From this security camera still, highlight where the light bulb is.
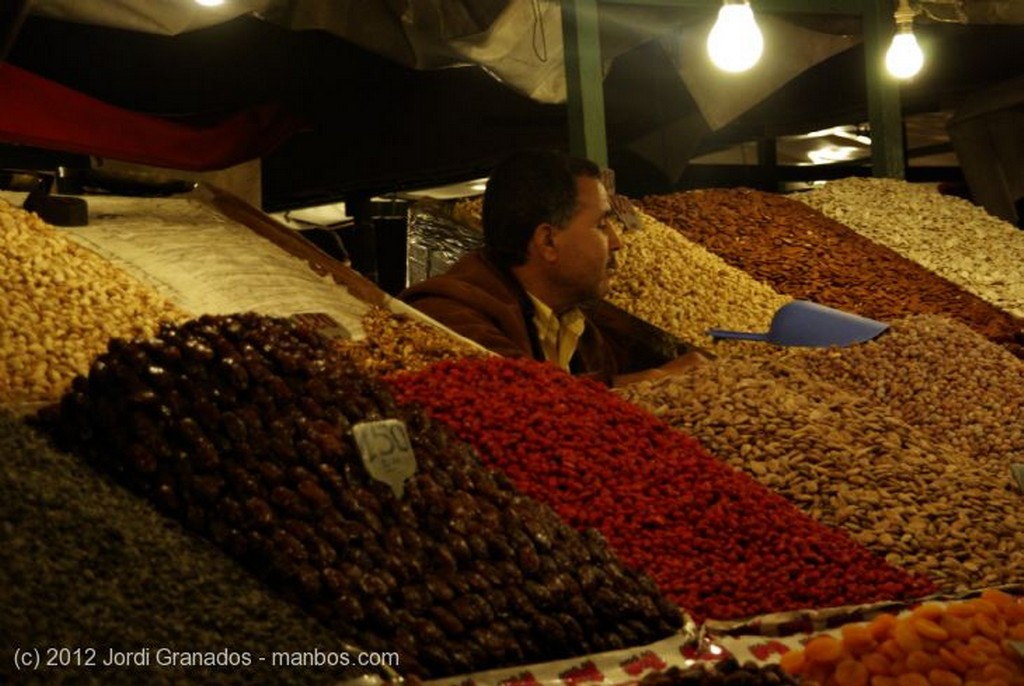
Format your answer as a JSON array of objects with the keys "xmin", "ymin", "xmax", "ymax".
[
  {"xmin": 885, "ymin": 28, "xmax": 923, "ymax": 79},
  {"xmin": 195, "ymin": 0, "xmax": 224, "ymax": 7},
  {"xmin": 707, "ymin": 2, "xmax": 764, "ymax": 73}
]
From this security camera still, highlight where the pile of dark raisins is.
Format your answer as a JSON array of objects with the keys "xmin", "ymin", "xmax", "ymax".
[
  {"xmin": 640, "ymin": 659, "xmax": 799, "ymax": 686},
  {"xmin": 39, "ymin": 313, "xmax": 684, "ymax": 678}
]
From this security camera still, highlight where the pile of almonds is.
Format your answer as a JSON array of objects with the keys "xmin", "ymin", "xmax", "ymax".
[
  {"xmin": 797, "ymin": 177, "xmax": 1024, "ymax": 319},
  {"xmin": 0, "ymin": 199, "xmax": 187, "ymax": 404},
  {"xmin": 617, "ymin": 332, "xmax": 1024, "ymax": 594},
  {"xmin": 636, "ymin": 187, "xmax": 1024, "ymax": 358},
  {"xmin": 778, "ymin": 314, "xmax": 1024, "ymax": 475}
]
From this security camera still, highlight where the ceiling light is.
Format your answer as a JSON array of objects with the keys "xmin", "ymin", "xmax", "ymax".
[
  {"xmin": 885, "ymin": 0, "xmax": 924, "ymax": 79},
  {"xmin": 195, "ymin": 0, "xmax": 225, "ymax": 7},
  {"xmin": 806, "ymin": 144, "xmax": 863, "ymax": 165},
  {"xmin": 707, "ymin": 1, "xmax": 764, "ymax": 73}
]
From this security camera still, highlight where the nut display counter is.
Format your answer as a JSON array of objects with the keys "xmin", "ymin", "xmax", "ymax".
[
  {"xmin": 0, "ymin": 185, "xmax": 484, "ymax": 409},
  {"xmin": 2, "ymin": 181, "xmax": 1023, "ymax": 686},
  {"xmin": 392, "ymin": 181, "xmax": 1024, "ymax": 679},
  {"xmin": 630, "ymin": 184, "xmax": 1024, "ymax": 358},
  {"xmin": 0, "ymin": 189, "xmax": 693, "ymax": 685}
]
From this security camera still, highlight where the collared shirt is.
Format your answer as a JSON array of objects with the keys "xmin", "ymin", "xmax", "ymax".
[{"xmin": 526, "ymin": 293, "xmax": 586, "ymax": 372}]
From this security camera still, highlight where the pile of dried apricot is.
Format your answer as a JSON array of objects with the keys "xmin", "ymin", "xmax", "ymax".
[{"xmin": 780, "ymin": 589, "xmax": 1024, "ymax": 685}]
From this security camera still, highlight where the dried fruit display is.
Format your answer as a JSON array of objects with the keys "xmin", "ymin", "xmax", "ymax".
[
  {"xmin": 0, "ymin": 411, "xmax": 363, "ymax": 686},
  {"xmin": 636, "ymin": 187, "xmax": 1024, "ymax": 358},
  {"xmin": 640, "ymin": 659, "xmax": 800, "ymax": 686},
  {"xmin": 0, "ymin": 199, "xmax": 187, "ymax": 404},
  {"xmin": 798, "ymin": 177, "xmax": 1024, "ymax": 320},
  {"xmin": 617, "ymin": 340, "xmax": 1024, "ymax": 593},
  {"xmin": 386, "ymin": 357, "xmax": 936, "ymax": 622},
  {"xmin": 37, "ymin": 313, "xmax": 683, "ymax": 679},
  {"xmin": 607, "ymin": 213, "xmax": 791, "ymax": 355},
  {"xmin": 780, "ymin": 589, "xmax": 1024, "ymax": 684}
]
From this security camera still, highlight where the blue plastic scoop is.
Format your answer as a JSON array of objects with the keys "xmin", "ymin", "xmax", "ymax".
[{"xmin": 707, "ymin": 300, "xmax": 889, "ymax": 348}]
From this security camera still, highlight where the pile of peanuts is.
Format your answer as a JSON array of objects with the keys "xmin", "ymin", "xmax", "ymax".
[
  {"xmin": 607, "ymin": 213, "xmax": 792, "ymax": 354},
  {"xmin": 636, "ymin": 187, "xmax": 1024, "ymax": 358},
  {"xmin": 333, "ymin": 306, "xmax": 488, "ymax": 376},
  {"xmin": 797, "ymin": 177, "xmax": 1024, "ymax": 319},
  {"xmin": 0, "ymin": 200, "xmax": 187, "ymax": 405},
  {"xmin": 617, "ymin": 332, "xmax": 1024, "ymax": 593}
]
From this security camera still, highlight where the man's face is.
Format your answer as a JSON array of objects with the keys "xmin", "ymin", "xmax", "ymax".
[{"xmin": 549, "ymin": 175, "xmax": 620, "ymax": 306}]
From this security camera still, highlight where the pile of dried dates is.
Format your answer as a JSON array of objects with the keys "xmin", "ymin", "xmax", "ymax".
[{"xmin": 38, "ymin": 313, "xmax": 684, "ymax": 678}]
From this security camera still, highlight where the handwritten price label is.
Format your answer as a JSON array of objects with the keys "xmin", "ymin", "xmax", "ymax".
[{"xmin": 352, "ymin": 419, "xmax": 417, "ymax": 498}]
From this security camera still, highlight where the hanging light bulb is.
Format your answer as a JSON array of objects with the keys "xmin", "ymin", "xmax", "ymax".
[
  {"xmin": 885, "ymin": 0, "xmax": 924, "ymax": 79},
  {"xmin": 886, "ymin": 29, "xmax": 923, "ymax": 78},
  {"xmin": 707, "ymin": 1, "xmax": 764, "ymax": 73}
]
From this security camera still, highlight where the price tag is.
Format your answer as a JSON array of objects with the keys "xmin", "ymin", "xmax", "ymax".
[
  {"xmin": 352, "ymin": 419, "xmax": 417, "ymax": 498},
  {"xmin": 1012, "ymin": 463, "xmax": 1024, "ymax": 494}
]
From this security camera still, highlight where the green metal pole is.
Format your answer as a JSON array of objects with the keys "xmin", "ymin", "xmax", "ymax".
[
  {"xmin": 561, "ymin": 0, "xmax": 609, "ymax": 166},
  {"xmin": 862, "ymin": 0, "xmax": 907, "ymax": 179}
]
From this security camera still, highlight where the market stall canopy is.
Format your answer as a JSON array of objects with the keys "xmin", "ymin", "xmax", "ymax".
[{"xmin": 2, "ymin": 0, "xmax": 1023, "ymax": 209}]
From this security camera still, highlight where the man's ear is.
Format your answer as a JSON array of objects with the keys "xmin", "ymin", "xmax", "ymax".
[{"xmin": 530, "ymin": 223, "xmax": 559, "ymax": 263}]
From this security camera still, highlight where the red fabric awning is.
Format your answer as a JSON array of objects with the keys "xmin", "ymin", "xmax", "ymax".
[{"xmin": 0, "ymin": 63, "xmax": 306, "ymax": 171}]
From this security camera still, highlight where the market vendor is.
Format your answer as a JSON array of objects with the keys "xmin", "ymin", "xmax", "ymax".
[{"xmin": 399, "ymin": 149, "xmax": 707, "ymax": 386}]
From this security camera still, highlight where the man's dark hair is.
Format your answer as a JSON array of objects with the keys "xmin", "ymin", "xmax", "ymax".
[{"xmin": 482, "ymin": 149, "xmax": 601, "ymax": 267}]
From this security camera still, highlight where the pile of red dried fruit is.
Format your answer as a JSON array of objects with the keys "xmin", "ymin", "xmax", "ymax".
[
  {"xmin": 387, "ymin": 357, "xmax": 937, "ymax": 622},
  {"xmin": 37, "ymin": 314, "xmax": 683, "ymax": 678}
]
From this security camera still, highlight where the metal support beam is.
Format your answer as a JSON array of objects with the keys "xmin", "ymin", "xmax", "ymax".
[
  {"xmin": 758, "ymin": 137, "xmax": 779, "ymax": 191},
  {"xmin": 862, "ymin": 0, "xmax": 907, "ymax": 178},
  {"xmin": 0, "ymin": 0, "xmax": 32, "ymax": 63},
  {"xmin": 561, "ymin": 0, "xmax": 608, "ymax": 166}
]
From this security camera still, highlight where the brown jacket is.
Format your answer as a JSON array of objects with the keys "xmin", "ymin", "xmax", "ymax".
[{"xmin": 399, "ymin": 250, "xmax": 621, "ymax": 385}]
